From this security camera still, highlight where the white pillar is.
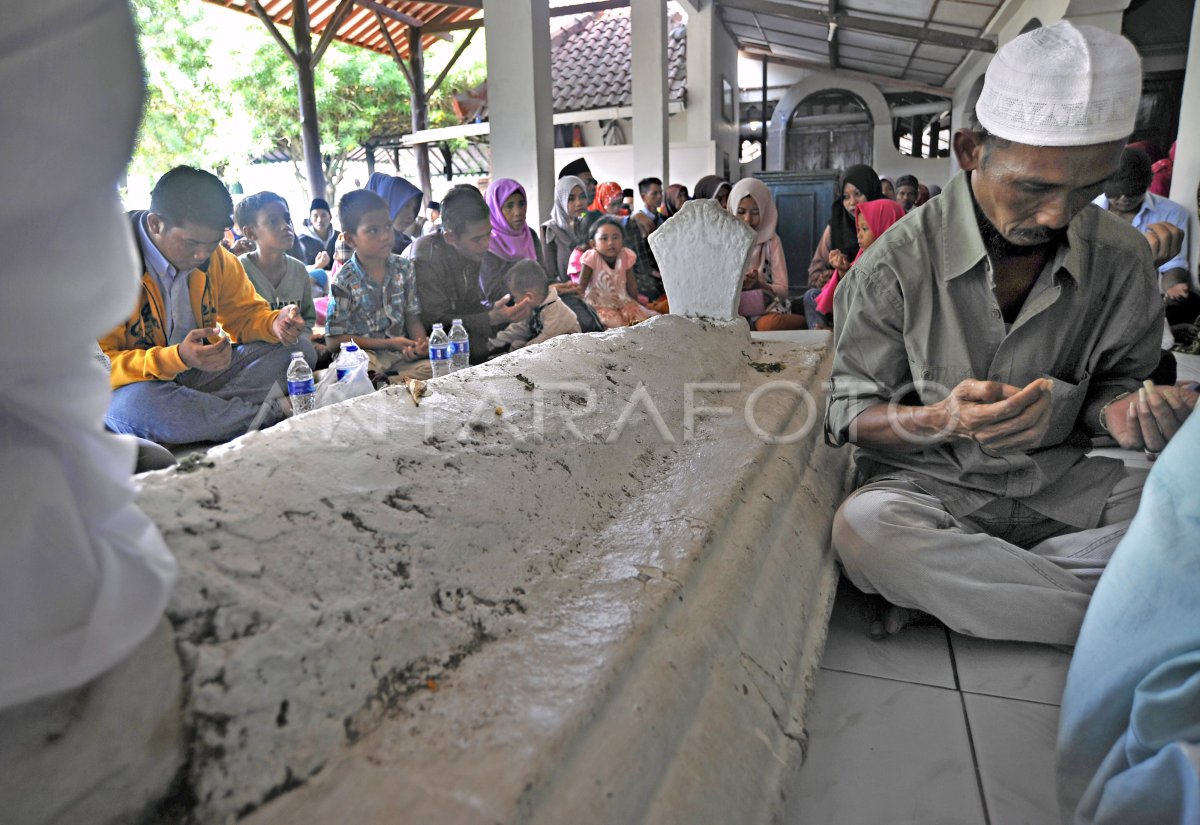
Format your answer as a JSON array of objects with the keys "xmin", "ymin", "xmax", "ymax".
[
  {"xmin": 483, "ymin": 0, "xmax": 555, "ymax": 223},
  {"xmin": 631, "ymin": 0, "xmax": 669, "ymax": 186},
  {"xmin": 1170, "ymin": 5, "xmax": 1200, "ymax": 291}
]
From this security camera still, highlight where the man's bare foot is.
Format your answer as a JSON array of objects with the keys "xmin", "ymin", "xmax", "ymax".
[{"xmin": 868, "ymin": 604, "xmax": 935, "ymax": 640}]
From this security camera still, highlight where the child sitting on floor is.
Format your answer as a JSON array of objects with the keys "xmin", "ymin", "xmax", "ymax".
[
  {"xmin": 578, "ymin": 215, "xmax": 659, "ymax": 329},
  {"xmin": 325, "ymin": 189, "xmax": 431, "ymax": 380},
  {"xmin": 236, "ymin": 191, "xmax": 318, "ymax": 327},
  {"xmin": 489, "ymin": 261, "xmax": 582, "ymax": 352},
  {"xmin": 805, "ymin": 198, "xmax": 907, "ymax": 329}
]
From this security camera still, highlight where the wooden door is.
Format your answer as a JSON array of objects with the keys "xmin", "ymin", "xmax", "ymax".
[{"xmin": 755, "ymin": 172, "xmax": 839, "ymax": 293}]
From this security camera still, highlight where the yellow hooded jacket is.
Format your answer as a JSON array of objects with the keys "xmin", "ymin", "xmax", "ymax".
[{"xmin": 100, "ymin": 212, "xmax": 282, "ymax": 389}]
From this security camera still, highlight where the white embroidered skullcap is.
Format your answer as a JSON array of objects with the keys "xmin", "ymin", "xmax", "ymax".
[{"xmin": 975, "ymin": 21, "xmax": 1141, "ymax": 147}]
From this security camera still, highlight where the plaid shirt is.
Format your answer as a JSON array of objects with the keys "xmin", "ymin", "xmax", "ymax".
[{"xmin": 325, "ymin": 253, "xmax": 421, "ymax": 338}]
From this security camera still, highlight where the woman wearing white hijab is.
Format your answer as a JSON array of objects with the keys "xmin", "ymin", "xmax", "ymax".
[
  {"xmin": 540, "ymin": 175, "xmax": 588, "ymax": 285},
  {"xmin": 726, "ymin": 178, "xmax": 807, "ymax": 330}
]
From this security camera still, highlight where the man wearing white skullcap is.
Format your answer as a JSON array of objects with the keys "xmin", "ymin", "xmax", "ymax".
[{"xmin": 824, "ymin": 19, "xmax": 1197, "ymax": 644}]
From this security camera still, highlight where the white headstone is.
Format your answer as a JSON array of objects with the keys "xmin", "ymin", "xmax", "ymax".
[{"xmin": 649, "ymin": 198, "xmax": 755, "ymax": 321}]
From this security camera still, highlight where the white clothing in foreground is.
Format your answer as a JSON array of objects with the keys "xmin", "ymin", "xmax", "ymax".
[
  {"xmin": 0, "ymin": 0, "xmax": 177, "ymax": 709},
  {"xmin": 1057, "ymin": 412, "xmax": 1200, "ymax": 825}
]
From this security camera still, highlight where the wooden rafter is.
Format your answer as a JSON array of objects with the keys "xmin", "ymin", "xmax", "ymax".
[
  {"xmin": 427, "ymin": 25, "xmax": 477, "ymax": 97},
  {"xmin": 744, "ymin": 46, "xmax": 954, "ymax": 96},
  {"xmin": 246, "ymin": 0, "xmax": 299, "ymax": 66},
  {"xmin": 312, "ymin": 0, "xmax": 356, "ymax": 65},
  {"xmin": 721, "ymin": 0, "xmax": 997, "ymax": 53},
  {"xmin": 827, "ymin": 0, "xmax": 839, "ymax": 70},
  {"xmin": 376, "ymin": 9, "xmax": 416, "ymax": 89},
  {"xmin": 204, "ymin": 1, "xmax": 483, "ymax": 60}
]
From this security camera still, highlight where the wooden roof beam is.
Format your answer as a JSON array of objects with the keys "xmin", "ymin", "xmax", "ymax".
[
  {"xmin": 312, "ymin": 0, "xmax": 356, "ymax": 65},
  {"xmin": 827, "ymin": 0, "xmax": 838, "ymax": 70},
  {"xmin": 720, "ymin": 0, "xmax": 997, "ymax": 53},
  {"xmin": 743, "ymin": 46, "xmax": 954, "ymax": 96},
  {"xmin": 247, "ymin": 0, "xmax": 299, "ymax": 66}
]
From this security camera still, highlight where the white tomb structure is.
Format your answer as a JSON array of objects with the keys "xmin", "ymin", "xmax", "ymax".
[{"xmin": 4, "ymin": 201, "xmax": 851, "ymax": 825}]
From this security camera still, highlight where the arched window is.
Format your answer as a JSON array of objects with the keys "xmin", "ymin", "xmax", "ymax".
[{"xmin": 785, "ymin": 89, "xmax": 873, "ymax": 171}]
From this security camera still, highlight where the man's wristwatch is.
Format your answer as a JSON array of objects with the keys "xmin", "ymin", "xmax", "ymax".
[{"xmin": 1098, "ymin": 391, "xmax": 1133, "ymax": 434}]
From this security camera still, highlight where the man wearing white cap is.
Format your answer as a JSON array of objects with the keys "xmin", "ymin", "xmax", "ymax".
[{"xmin": 824, "ymin": 21, "xmax": 1197, "ymax": 647}]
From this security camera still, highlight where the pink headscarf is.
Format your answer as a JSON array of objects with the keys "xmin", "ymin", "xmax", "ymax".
[
  {"xmin": 816, "ymin": 198, "xmax": 907, "ymax": 315},
  {"xmin": 1150, "ymin": 142, "xmax": 1175, "ymax": 198},
  {"xmin": 485, "ymin": 178, "xmax": 538, "ymax": 261}
]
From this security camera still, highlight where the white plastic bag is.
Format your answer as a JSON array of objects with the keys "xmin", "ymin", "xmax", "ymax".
[{"xmin": 315, "ymin": 359, "xmax": 374, "ymax": 407}]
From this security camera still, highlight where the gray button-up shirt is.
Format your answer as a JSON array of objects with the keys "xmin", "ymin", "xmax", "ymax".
[
  {"xmin": 824, "ymin": 170, "xmax": 1162, "ymax": 529},
  {"xmin": 137, "ymin": 215, "xmax": 198, "ymax": 346}
]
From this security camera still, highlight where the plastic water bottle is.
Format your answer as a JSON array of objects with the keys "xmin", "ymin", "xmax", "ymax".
[
  {"xmin": 334, "ymin": 339, "xmax": 369, "ymax": 381},
  {"xmin": 286, "ymin": 352, "xmax": 316, "ymax": 414},
  {"xmin": 428, "ymin": 323, "xmax": 452, "ymax": 378},
  {"xmin": 448, "ymin": 318, "xmax": 470, "ymax": 372}
]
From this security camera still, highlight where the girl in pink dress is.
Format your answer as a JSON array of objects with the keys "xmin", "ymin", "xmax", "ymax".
[{"xmin": 578, "ymin": 216, "xmax": 659, "ymax": 328}]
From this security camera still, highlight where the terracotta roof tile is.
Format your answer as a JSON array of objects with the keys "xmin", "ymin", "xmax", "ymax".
[{"xmin": 550, "ymin": 8, "xmax": 686, "ymax": 112}]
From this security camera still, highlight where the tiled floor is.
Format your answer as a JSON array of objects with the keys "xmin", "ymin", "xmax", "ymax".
[{"xmin": 780, "ymin": 578, "xmax": 1072, "ymax": 825}]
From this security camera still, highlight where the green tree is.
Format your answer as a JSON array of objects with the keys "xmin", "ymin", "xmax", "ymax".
[
  {"xmin": 232, "ymin": 41, "xmax": 413, "ymax": 204},
  {"xmin": 128, "ymin": 0, "xmax": 242, "ymax": 183}
]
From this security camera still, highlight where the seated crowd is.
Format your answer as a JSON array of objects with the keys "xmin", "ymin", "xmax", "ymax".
[{"xmin": 103, "ymin": 123, "xmax": 1198, "ymax": 449}]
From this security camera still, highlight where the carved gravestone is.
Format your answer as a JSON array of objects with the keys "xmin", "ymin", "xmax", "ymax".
[{"xmin": 648, "ymin": 198, "xmax": 755, "ymax": 321}]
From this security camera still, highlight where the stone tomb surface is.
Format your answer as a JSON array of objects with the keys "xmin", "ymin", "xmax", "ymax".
[{"xmin": 130, "ymin": 316, "xmax": 848, "ymax": 823}]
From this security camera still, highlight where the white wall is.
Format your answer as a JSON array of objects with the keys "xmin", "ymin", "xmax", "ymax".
[
  {"xmin": 712, "ymin": 16, "xmax": 741, "ymax": 177},
  {"xmin": 766, "ymin": 71, "xmax": 953, "ymax": 185},
  {"xmin": 576, "ymin": 111, "xmax": 690, "ymax": 149},
  {"xmin": 1169, "ymin": 4, "xmax": 1200, "ymax": 291},
  {"xmin": 683, "ymin": 3, "xmax": 740, "ymax": 180}
]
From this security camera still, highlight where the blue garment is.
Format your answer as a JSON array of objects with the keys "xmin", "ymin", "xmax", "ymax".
[
  {"xmin": 1057, "ymin": 411, "xmax": 1200, "ymax": 824},
  {"xmin": 105, "ymin": 341, "xmax": 314, "ymax": 445},
  {"xmin": 802, "ymin": 287, "xmax": 831, "ymax": 329},
  {"xmin": 1093, "ymin": 192, "xmax": 1190, "ymax": 280},
  {"xmin": 325, "ymin": 253, "xmax": 421, "ymax": 339},
  {"xmin": 366, "ymin": 172, "xmax": 422, "ymax": 223}
]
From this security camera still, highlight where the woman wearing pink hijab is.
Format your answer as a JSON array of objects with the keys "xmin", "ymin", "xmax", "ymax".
[
  {"xmin": 810, "ymin": 198, "xmax": 907, "ymax": 326},
  {"xmin": 479, "ymin": 178, "xmax": 542, "ymax": 305}
]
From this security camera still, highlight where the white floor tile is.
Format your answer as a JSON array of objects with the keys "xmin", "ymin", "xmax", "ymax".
[
  {"xmin": 950, "ymin": 634, "xmax": 1072, "ymax": 705},
  {"xmin": 963, "ymin": 694, "xmax": 1062, "ymax": 825},
  {"xmin": 780, "ymin": 669, "xmax": 987, "ymax": 825},
  {"xmin": 820, "ymin": 579, "xmax": 956, "ymax": 689}
]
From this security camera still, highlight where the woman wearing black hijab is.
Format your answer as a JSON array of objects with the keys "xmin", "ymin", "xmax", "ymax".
[{"xmin": 806, "ymin": 164, "xmax": 883, "ymax": 293}]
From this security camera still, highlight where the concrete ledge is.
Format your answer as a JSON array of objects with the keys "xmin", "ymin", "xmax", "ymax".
[
  {"xmin": 82, "ymin": 316, "xmax": 848, "ymax": 823},
  {"xmin": 0, "ymin": 620, "xmax": 184, "ymax": 825}
]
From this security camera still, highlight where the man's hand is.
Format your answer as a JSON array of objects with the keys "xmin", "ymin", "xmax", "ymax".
[
  {"xmin": 932, "ymin": 378, "xmax": 1053, "ymax": 453},
  {"xmin": 313, "ymin": 251, "xmax": 331, "ymax": 269},
  {"xmin": 179, "ymin": 328, "xmax": 232, "ymax": 372},
  {"xmin": 386, "ymin": 336, "xmax": 419, "ymax": 359},
  {"xmin": 272, "ymin": 305, "xmax": 307, "ymax": 345},
  {"xmin": 226, "ymin": 237, "xmax": 253, "ymax": 256},
  {"xmin": 1103, "ymin": 383, "xmax": 1198, "ymax": 453},
  {"xmin": 488, "ymin": 294, "xmax": 534, "ymax": 326},
  {"xmin": 828, "ymin": 249, "xmax": 852, "ymax": 273},
  {"xmin": 1144, "ymin": 222, "xmax": 1184, "ymax": 267},
  {"xmin": 1164, "ymin": 282, "xmax": 1190, "ymax": 304}
]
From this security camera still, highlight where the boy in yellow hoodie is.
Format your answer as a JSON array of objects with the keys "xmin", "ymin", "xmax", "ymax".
[{"xmin": 101, "ymin": 167, "xmax": 311, "ymax": 445}]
